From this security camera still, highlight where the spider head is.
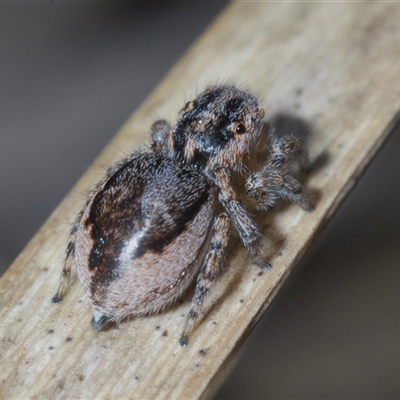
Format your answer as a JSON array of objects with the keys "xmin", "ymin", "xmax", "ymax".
[{"xmin": 172, "ymin": 85, "xmax": 265, "ymax": 172}]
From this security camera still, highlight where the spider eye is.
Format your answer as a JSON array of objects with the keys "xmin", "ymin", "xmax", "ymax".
[{"xmin": 235, "ymin": 122, "xmax": 246, "ymax": 134}]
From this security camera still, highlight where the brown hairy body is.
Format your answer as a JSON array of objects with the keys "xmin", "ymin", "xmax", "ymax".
[{"xmin": 52, "ymin": 85, "xmax": 313, "ymax": 345}]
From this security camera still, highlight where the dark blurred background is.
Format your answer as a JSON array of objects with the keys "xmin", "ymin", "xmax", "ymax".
[{"xmin": 1, "ymin": 3, "xmax": 399, "ymax": 398}]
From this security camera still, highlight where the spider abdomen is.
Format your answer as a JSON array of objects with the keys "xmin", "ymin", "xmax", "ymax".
[{"xmin": 74, "ymin": 150, "xmax": 215, "ymax": 322}]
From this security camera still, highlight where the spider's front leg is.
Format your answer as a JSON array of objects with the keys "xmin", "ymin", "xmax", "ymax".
[
  {"xmin": 150, "ymin": 119, "xmax": 170, "ymax": 148},
  {"xmin": 245, "ymin": 167, "xmax": 313, "ymax": 211},
  {"xmin": 246, "ymin": 133, "xmax": 314, "ymax": 211},
  {"xmin": 211, "ymin": 168, "xmax": 270, "ymax": 271},
  {"xmin": 269, "ymin": 134, "xmax": 309, "ymax": 171}
]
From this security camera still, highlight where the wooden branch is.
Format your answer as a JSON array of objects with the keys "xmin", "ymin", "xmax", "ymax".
[{"xmin": 1, "ymin": 3, "xmax": 400, "ymax": 399}]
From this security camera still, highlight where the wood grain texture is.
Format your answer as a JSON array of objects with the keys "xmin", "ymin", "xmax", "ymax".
[{"xmin": 1, "ymin": 2, "xmax": 400, "ymax": 399}]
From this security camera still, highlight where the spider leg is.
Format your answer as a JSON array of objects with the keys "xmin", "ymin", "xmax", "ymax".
[
  {"xmin": 269, "ymin": 134, "xmax": 309, "ymax": 171},
  {"xmin": 52, "ymin": 211, "xmax": 82, "ymax": 303},
  {"xmin": 52, "ymin": 239, "xmax": 75, "ymax": 303},
  {"xmin": 179, "ymin": 212, "xmax": 230, "ymax": 346},
  {"xmin": 212, "ymin": 168, "xmax": 270, "ymax": 270},
  {"xmin": 150, "ymin": 119, "xmax": 170, "ymax": 149},
  {"xmin": 246, "ymin": 167, "xmax": 313, "ymax": 211}
]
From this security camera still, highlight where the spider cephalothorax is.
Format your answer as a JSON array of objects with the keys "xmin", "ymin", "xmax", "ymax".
[{"xmin": 170, "ymin": 85, "xmax": 265, "ymax": 171}]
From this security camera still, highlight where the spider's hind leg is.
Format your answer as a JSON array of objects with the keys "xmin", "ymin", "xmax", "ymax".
[
  {"xmin": 52, "ymin": 211, "xmax": 83, "ymax": 304},
  {"xmin": 179, "ymin": 212, "xmax": 230, "ymax": 346},
  {"xmin": 52, "ymin": 241, "xmax": 75, "ymax": 303}
]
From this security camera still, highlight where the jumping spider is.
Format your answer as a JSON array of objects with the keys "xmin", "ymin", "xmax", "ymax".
[{"xmin": 52, "ymin": 84, "xmax": 313, "ymax": 346}]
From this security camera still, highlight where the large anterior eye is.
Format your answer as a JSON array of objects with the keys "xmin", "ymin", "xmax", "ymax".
[{"xmin": 235, "ymin": 122, "xmax": 246, "ymax": 134}]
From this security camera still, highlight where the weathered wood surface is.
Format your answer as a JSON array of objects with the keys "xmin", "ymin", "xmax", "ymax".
[{"xmin": 1, "ymin": 2, "xmax": 400, "ymax": 399}]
